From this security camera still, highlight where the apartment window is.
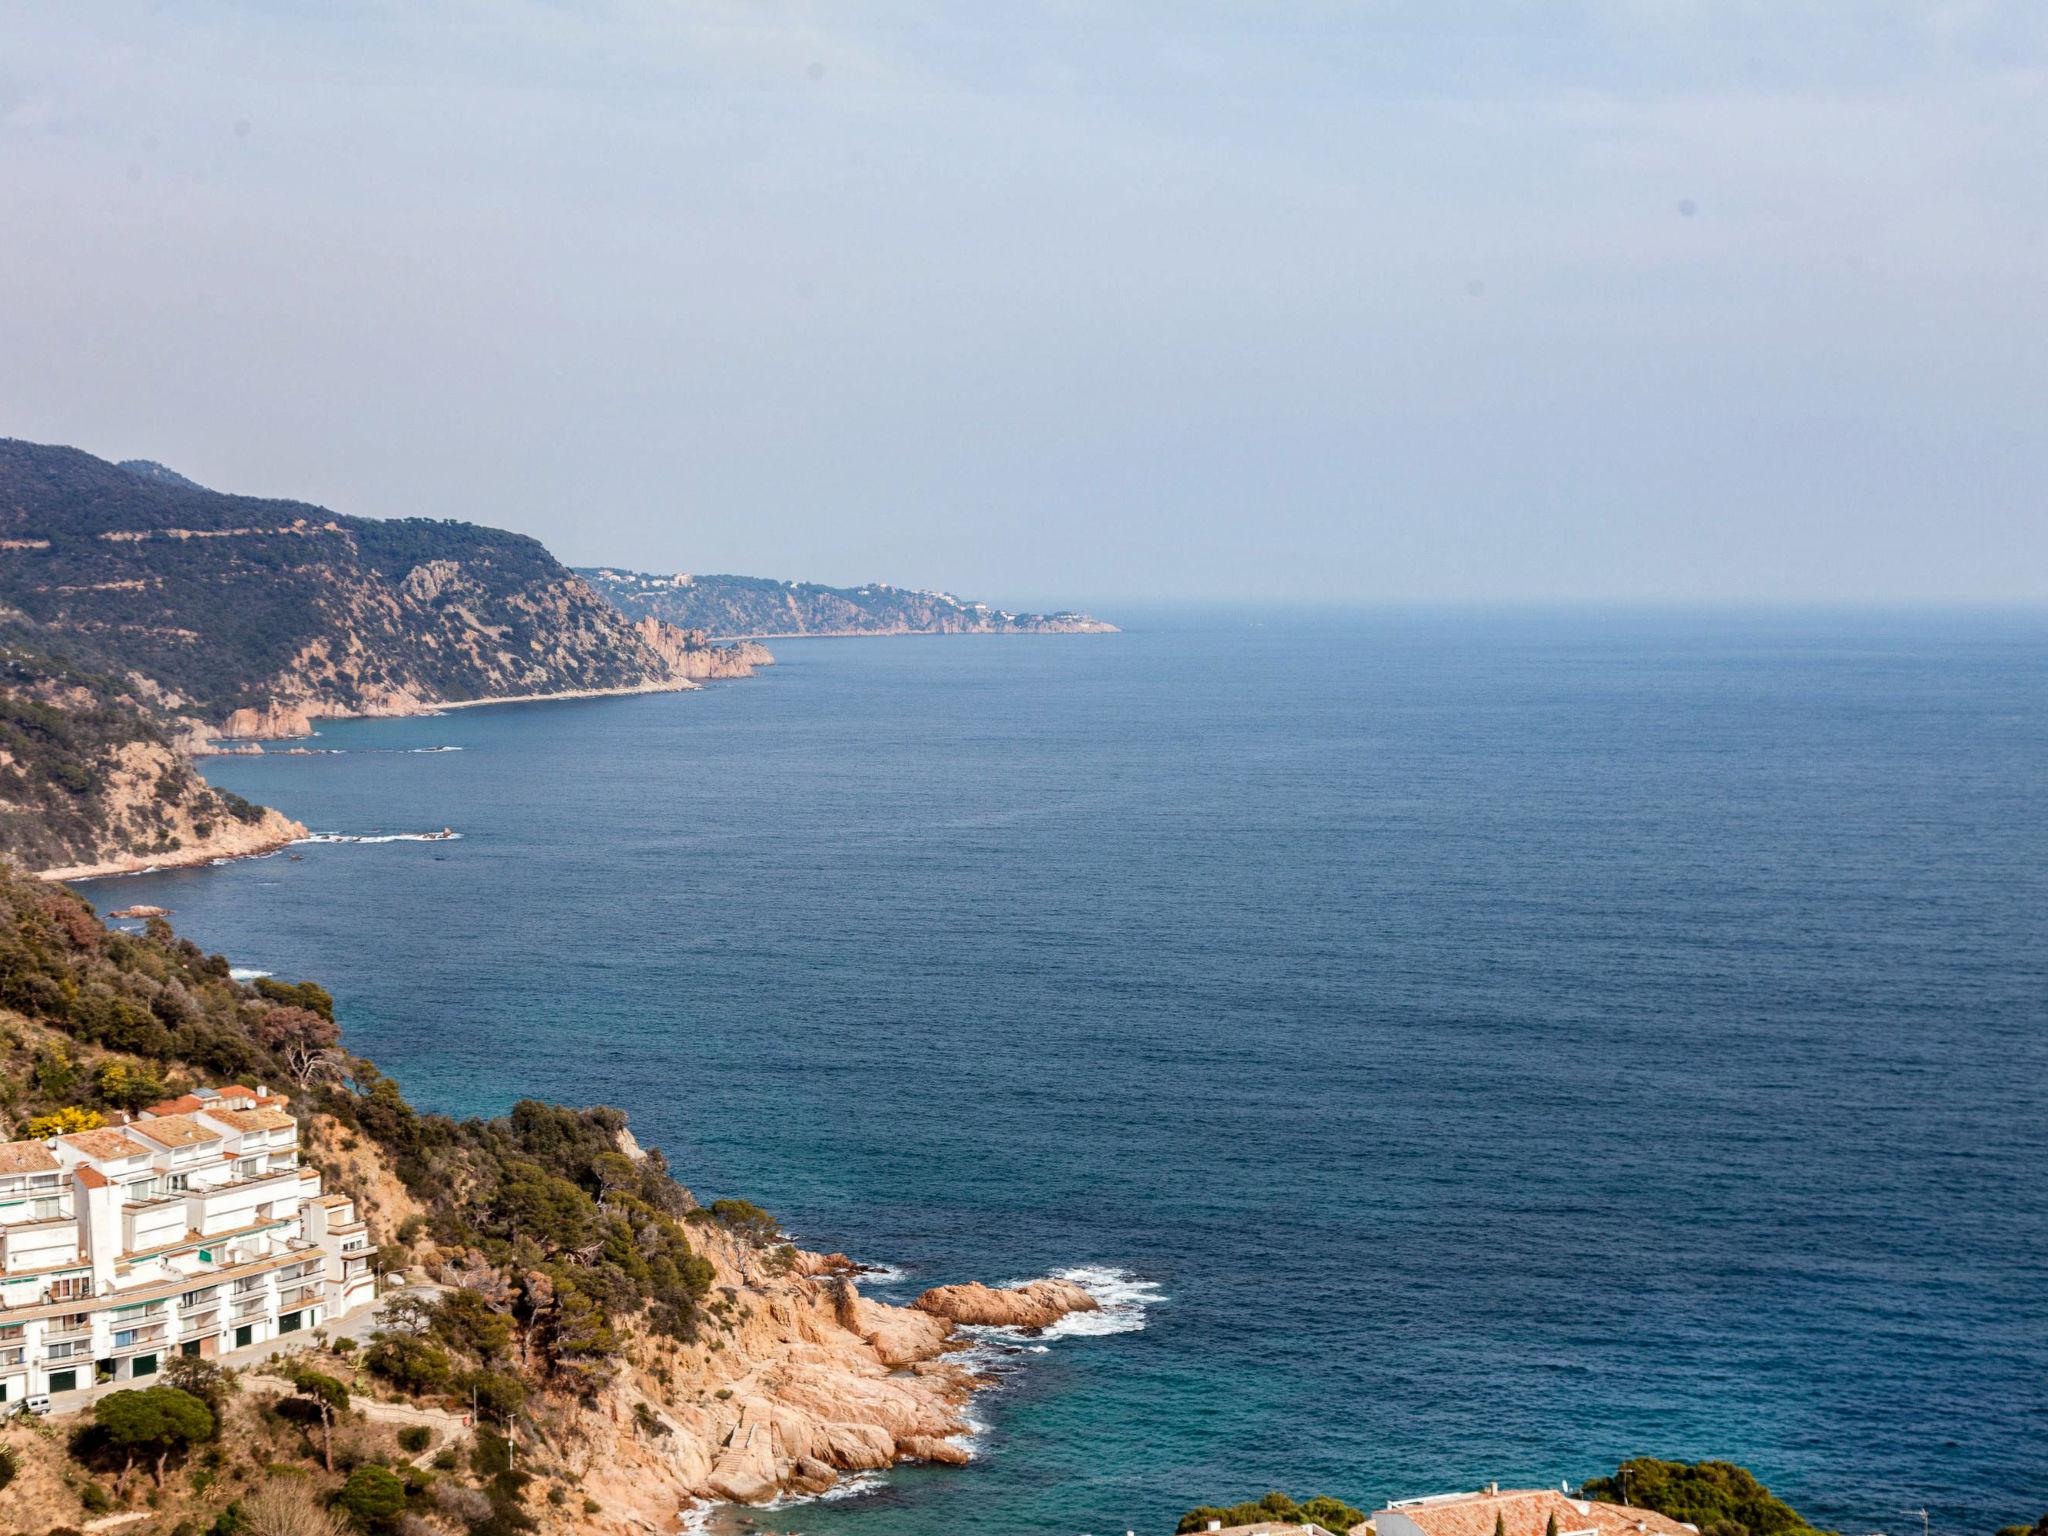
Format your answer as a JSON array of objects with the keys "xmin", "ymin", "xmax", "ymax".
[
  {"xmin": 125, "ymin": 1179, "xmax": 156, "ymax": 1203},
  {"xmin": 31, "ymin": 1196, "xmax": 62, "ymax": 1219},
  {"xmin": 180, "ymin": 1286, "xmax": 219, "ymax": 1307},
  {"xmin": 165, "ymin": 1173, "xmax": 189, "ymax": 1193},
  {"xmin": 48, "ymin": 1276, "xmax": 90, "ymax": 1302},
  {"xmin": 237, "ymin": 1158, "xmax": 262, "ymax": 1178}
]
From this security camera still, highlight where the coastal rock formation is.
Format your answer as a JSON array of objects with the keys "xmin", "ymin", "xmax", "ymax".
[
  {"xmin": 14, "ymin": 730, "xmax": 307, "ymax": 881},
  {"xmin": 219, "ymin": 700, "xmax": 315, "ymax": 739},
  {"xmin": 630, "ymin": 615, "xmax": 775, "ymax": 679},
  {"xmin": 912, "ymin": 1277, "xmax": 1100, "ymax": 1329},
  {"xmin": 552, "ymin": 1227, "xmax": 997, "ymax": 1524}
]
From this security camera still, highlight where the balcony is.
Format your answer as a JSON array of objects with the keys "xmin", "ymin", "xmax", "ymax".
[
  {"xmin": 0, "ymin": 1345, "xmax": 24, "ymax": 1367},
  {"xmin": 232, "ymin": 1294, "xmax": 269, "ymax": 1320},
  {"xmin": 111, "ymin": 1326, "xmax": 168, "ymax": 1354},
  {"xmin": 178, "ymin": 1309, "xmax": 220, "ymax": 1337},
  {"xmin": 278, "ymin": 1283, "xmax": 322, "ymax": 1309}
]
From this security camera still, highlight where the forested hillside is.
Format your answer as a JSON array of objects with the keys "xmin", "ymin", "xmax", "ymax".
[{"xmin": 0, "ymin": 441, "xmax": 730, "ymax": 722}]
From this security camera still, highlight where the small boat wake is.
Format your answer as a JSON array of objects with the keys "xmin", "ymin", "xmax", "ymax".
[{"xmin": 294, "ymin": 828, "xmax": 462, "ymax": 845}]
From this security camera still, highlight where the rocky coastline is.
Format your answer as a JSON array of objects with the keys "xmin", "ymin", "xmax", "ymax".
[{"xmin": 540, "ymin": 1222, "xmax": 1102, "ymax": 1524}]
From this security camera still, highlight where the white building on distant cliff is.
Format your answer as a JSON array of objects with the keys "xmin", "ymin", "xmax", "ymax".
[{"xmin": 0, "ymin": 1084, "xmax": 377, "ymax": 1406}]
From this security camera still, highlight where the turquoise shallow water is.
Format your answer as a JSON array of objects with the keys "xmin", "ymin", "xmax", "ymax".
[{"xmin": 92, "ymin": 610, "xmax": 2048, "ymax": 1536}]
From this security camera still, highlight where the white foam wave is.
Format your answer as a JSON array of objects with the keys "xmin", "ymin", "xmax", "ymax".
[
  {"xmin": 294, "ymin": 831, "xmax": 462, "ymax": 845},
  {"xmin": 406, "ymin": 745, "xmax": 462, "ymax": 753},
  {"xmin": 1039, "ymin": 1265, "xmax": 1166, "ymax": 1338},
  {"xmin": 228, "ymin": 967, "xmax": 271, "ymax": 981},
  {"xmin": 755, "ymin": 1469, "xmax": 890, "ymax": 1512}
]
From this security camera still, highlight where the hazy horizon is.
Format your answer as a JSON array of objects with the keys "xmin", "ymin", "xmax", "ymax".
[{"xmin": 3, "ymin": 4, "xmax": 2044, "ymax": 606}]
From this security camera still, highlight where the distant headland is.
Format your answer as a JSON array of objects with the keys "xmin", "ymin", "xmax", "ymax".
[{"xmin": 576, "ymin": 566, "xmax": 1117, "ymax": 640}]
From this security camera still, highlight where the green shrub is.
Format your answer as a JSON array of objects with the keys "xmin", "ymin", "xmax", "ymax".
[
  {"xmin": 1176, "ymin": 1491, "xmax": 1366, "ymax": 1535},
  {"xmin": 1583, "ymin": 1461, "xmax": 1821, "ymax": 1536},
  {"xmin": 397, "ymin": 1425, "xmax": 432, "ymax": 1454},
  {"xmin": 335, "ymin": 1464, "xmax": 406, "ymax": 1529}
]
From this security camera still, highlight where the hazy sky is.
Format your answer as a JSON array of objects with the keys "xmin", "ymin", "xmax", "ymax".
[{"xmin": 3, "ymin": 3, "xmax": 2044, "ymax": 607}]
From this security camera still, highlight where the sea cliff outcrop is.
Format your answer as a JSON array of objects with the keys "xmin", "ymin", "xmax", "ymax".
[
  {"xmin": 912, "ymin": 1277, "xmax": 1101, "ymax": 1329},
  {"xmin": 219, "ymin": 700, "xmax": 316, "ymax": 739},
  {"xmin": 540, "ymin": 1226, "xmax": 1017, "ymax": 1526}
]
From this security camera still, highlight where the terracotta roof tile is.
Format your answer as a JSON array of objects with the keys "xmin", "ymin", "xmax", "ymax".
[
  {"xmin": 1379, "ymin": 1491, "xmax": 1695, "ymax": 1536},
  {"xmin": 127, "ymin": 1113, "xmax": 222, "ymax": 1149},
  {"xmin": 205, "ymin": 1107, "xmax": 297, "ymax": 1133},
  {"xmin": 58, "ymin": 1128, "xmax": 152, "ymax": 1161},
  {"xmin": 0, "ymin": 1139, "xmax": 61, "ymax": 1174}
]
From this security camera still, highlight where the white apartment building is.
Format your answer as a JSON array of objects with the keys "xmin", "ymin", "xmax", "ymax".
[{"xmin": 0, "ymin": 1084, "xmax": 378, "ymax": 1407}]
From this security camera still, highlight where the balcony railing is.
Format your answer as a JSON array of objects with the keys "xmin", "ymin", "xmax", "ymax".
[
  {"xmin": 178, "ymin": 1309, "xmax": 220, "ymax": 1336},
  {"xmin": 233, "ymin": 1294, "xmax": 269, "ymax": 1319},
  {"xmin": 0, "ymin": 1346, "xmax": 23, "ymax": 1367},
  {"xmin": 278, "ymin": 1283, "xmax": 322, "ymax": 1308},
  {"xmin": 111, "ymin": 1327, "xmax": 168, "ymax": 1354}
]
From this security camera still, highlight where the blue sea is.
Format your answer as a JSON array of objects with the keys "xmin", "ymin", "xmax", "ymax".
[{"xmin": 91, "ymin": 609, "xmax": 2048, "ymax": 1536}]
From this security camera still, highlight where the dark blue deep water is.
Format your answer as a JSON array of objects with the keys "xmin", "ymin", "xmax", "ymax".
[{"xmin": 93, "ymin": 610, "xmax": 2048, "ymax": 1536}]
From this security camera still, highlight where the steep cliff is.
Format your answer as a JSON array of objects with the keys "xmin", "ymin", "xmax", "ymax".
[
  {"xmin": 0, "ymin": 440, "xmax": 764, "ymax": 729},
  {"xmin": 578, "ymin": 566, "xmax": 1117, "ymax": 638}
]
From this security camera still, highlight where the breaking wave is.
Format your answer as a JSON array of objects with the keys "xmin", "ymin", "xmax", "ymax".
[
  {"xmin": 227, "ymin": 967, "xmax": 271, "ymax": 981},
  {"xmin": 1037, "ymin": 1265, "xmax": 1165, "ymax": 1338}
]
